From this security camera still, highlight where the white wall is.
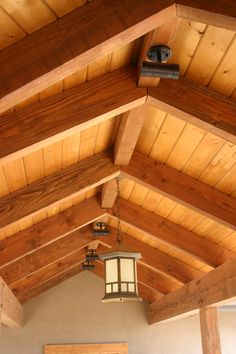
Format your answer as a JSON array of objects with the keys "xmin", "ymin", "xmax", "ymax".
[{"xmin": 0, "ymin": 271, "xmax": 236, "ymax": 354}]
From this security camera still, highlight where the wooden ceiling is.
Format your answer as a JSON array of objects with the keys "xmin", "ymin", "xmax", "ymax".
[{"xmin": 0, "ymin": 0, "xmax": 236, "ymax": 325}]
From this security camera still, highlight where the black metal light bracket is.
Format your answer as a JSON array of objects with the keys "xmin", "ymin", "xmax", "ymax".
[
  {"xmin": 93, "ymin": 222, "xmax": 110, "ymax": 236},
  {"xmin": 141, "ymin": 44, "xmax": 180, "ymax": 80}
]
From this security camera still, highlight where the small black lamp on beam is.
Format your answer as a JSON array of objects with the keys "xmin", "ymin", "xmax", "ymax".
[{"xmin": 141, "ymin": 45, "xmax": 180, "ymax": 80}]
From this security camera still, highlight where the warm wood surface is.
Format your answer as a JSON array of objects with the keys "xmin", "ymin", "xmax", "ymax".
[
  {"xmin": 149, "ymin": 256, "xmax": 236, "ymax": 324},
  {"xmin": 148, "ymin": 78, "xmax": 236, "ymax": 144},
  {"xmin": 108, "ymin": 198, "xmax": 235, "ymax": 267},
  {"xmin": 200, "ymin": 307, "xmax": 222, "ymax": 354},
  {"xmin": 45, "ymin": 343, "xmax": 128, "ymax": 354},
  {"xmin": 0, "ymin": 150, "xmax": 119, "ymax": 228},
  {"xmin": 101, "ymin": 180, "xmax": 118, "ymax": 209},
  {"xmin": 176, "ymin": 0, "xmax": 236, "ymax": 31},
  {"xmin": 11, "ymin": 249, "xmax": 86, "ymax": 301},
  {"xmin": 0, "ymin": 197, "xmax": 105, "ymax": 267},
  {"xmin": 0, "ymin": 277, "xmax": 23, "ymax": 328},
  {"xmin": 122, "ymin": 151, "xmax": 236, "ymax": 230},
  {"xmin": 0, "ymin": 226, "xmax": 93, "ymax": 285},
  {"xmin": 0, "ymin": 67, "xmax": 146, "ymax": 165},
  {"xmin": 0, "ymin": 0, "xmax": 175, "ymax": 113},
  {"xmin": 19, "ymin": 263, "xmax": 84, "ymax": 303},
  {"xmin": 99, "ymin": 228, "xmax": 203, "ymax": 284},
  {"xmin": 114, "ymin": 104, "xmax": 147, "ymax": 165}
]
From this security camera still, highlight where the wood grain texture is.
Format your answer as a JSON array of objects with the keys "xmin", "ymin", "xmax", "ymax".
[
  {"xmin": 149, "ymin": 256, "xmax": 236, "ymax": 324},
  {"xmin": 11, "ymin": 249, "xmax": 86, "ymax": 301},
  {"xmin": 114, "ymin": 104, "xmax": 147, "ymax": 165},
  {"xmin": 0, "ymin": 150, "xmax": 119, "ymax": 229},
  {"xmin": 0, "ymin": 0, "xmax": 175, "ymax": 112},
  {"xmin": 147, "ymin": 77, "xmax": 236, "ymax": 144},
  {"xmin": 0, "ymin": 226, "xmax": 93, "ymax": 285},
  {"xmin": 0, "ymin": 67, "xmax": 147, "ymax": 165},
  {"xmin": 108, "ymin": 198, "xmax": 235, "ymax": 267},
  {"xmin": 0, "ymin": 196, "xmax": 105, "ymax": 267},
  {"xmin": 99, "ymin": 228, "xmax": 203, "ymax": 284},
  {"xmin": 200, "ymin": 307, "xmax": 222, "ymax": 354},
  {"xmin": 101, "ymin": 180, "xmax": 118, "ymax": 208},
  {"xmin": 122, "ymin": 151, "xmax": 236, "ymax": 230},
  {"xmin": 19, "ymin": 263, "xmax": 84, "ymax": 303},
  {"xmin": 0, "ymin": 277, "xmax": 23, "ymax": 328},
  {"xmin": 45, "ymin": 343, "xmax": 128, "ymax": 354},
  {"xmin": 177, "ymin": 0, "xmax": 236, "ymax": 31}
]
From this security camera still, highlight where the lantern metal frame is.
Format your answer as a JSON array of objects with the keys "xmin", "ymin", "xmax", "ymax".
[{"xmin": 99, "ymin": 178, "xmax": 142, "ymax": 303}]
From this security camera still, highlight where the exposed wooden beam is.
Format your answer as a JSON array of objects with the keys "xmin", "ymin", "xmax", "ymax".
[
  {"xmin": 0, "ymin": 0, "xmax": 175, "ymax": 113},
  {"xmin": 93, "ymin": 260, "xmax": 163, "ymax": 303},
  {"xmin": 200, "ymin": 307, "xmax": 222, "ymax": 354},
  {"xmin": 176, "ymin": 0, "xmax": 236, "ymax": 31},
  {"xmin": 138, "ymin": 18, "xmax": 180, "ymax": 87},
  {"xmin": 11, "ymin": 249, "xmax": 86, "ymax": 302},
  {"xmin": 147, "ymin": 77, "xmax": 236, "ymax": 144},
  {"xmin": 0, "ymin": 226, "xmax": 93, "ymax": 285},
  {"xmin": 101, "ymin": 180, "xmax": 118, "ymax": 209},
  {"xmin": 99, "ymin": 228, "xmax": 203, "ymax": 285},
  {"xmin": 0, "ymin": 150, "xmax": 119, "ymax": 229},
  {"xmin": 108, "ymin": 198, "xmax": 235, "ymax": 267},
  {"xmin": 0, "ymin": 196, "xmax": 105, "ymax": 268},
  {"xmin": 149, "ymin": 256, "xmax": 236, "ymax": 324},
  {"xmin": 122, "ymin": 151, "xmax": 236, "ymax": 230},
  {"xmin": 0, "ymin": 277, "xmax": 23, "ymax": 328},
  {"xmin": 0, "ymin": 67, "xmax": 146, "ymax": 165},
  {"xmin": 19, "ymin": 263, "xmax": 84, "ymax": 303},
  {"xmin": 114, "ymin": 104, "xmax": 148, "ymax": 165}
]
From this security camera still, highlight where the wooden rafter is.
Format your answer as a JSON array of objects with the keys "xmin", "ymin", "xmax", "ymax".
[
  {"xmin": 176, "ymin": 0, "xmax": 236, "ymax": 31},
  {"xmin": 114, "ymin": 104, "xmax": 148, "ymax": 165},
  {"xmin": 0, "ymin": 277, "xmax": 23, "ymax": 329},
  {"xmin": 108, "ymin": 198, "xmax": 235, "ymax": 267},
  {"xmin": 149, "ymin": 256, "xmax": 236, "ymax": 324},
  {"xmin": 148, "ymin": 78, "xmax": 236, "ymax": 144},
  {"xmin": 0, "ymin": 67, "xmax": 146, "ymax": 165},
  {"xmin": 0, "ymin": 197, "xmax": 105, "ymax": 267},
  {"xmin": 11, "ymin": 249, "xmax": 86, "ymax": 302},
  {"xmin": 122, "ymin": 151, "xmax": 236, "ymax": 230},
  {"xmin": 0, "ymin": 0, "xmax": 175, "ymax": 113},
  {"xmin": 19, "ymin": 263, "xmax": 84, "ymax": 304},
  {"xmin": 101, "ymin": 180, "xmax": 118, "ymax": 209},
  {"xmin": 0, "ymin": 150, "xmax": 118, "ymax": 229},
  {"xmin": 0, "ymin": 226, "xmax": 93, "ymax": 285},
  {"xmin": 98, "ymin": 228, "xmax": 203, "ymax": 284}
]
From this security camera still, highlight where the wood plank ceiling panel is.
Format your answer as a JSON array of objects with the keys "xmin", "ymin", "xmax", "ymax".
[
  {"xmin": 0, "ymin": 117, "xmax": 117, "ymax": 240},
  {"xmin": 170, "ymin": 20, "xmax": 236, "ymax": 98},
  {"xmin": 108, "ymin": 217, "xmax": 212, "ymax": 273},
  {"xmin": 119, "ymin": 177, "xmax": 235, "ymax": 250}
]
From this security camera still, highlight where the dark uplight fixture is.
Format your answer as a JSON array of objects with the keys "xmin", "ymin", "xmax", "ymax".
[
  {"xmin": 140, "ymin": 45, "xmax": 180, "ymax": 80},
  {"xmin": 99, "ymin": 178, "xmax": 142, "ymax": 303},
  {"xmin": 93, "ymin": 222, "xmax": 110, "ymax": 236},
  {"xmin": 82, "ymin": 249, "xmax": 98, "ymax": 270}
]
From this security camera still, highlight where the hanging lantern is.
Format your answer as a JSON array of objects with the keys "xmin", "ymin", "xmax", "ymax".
[{"xmin": 99, "ymin": 178, "xmax": 142, "ymax": 303}]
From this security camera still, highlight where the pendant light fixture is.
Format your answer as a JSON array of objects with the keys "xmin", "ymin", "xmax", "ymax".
[{"xmin": 99, "ymin": 178, "xmax": 142, "ymax": 303}]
